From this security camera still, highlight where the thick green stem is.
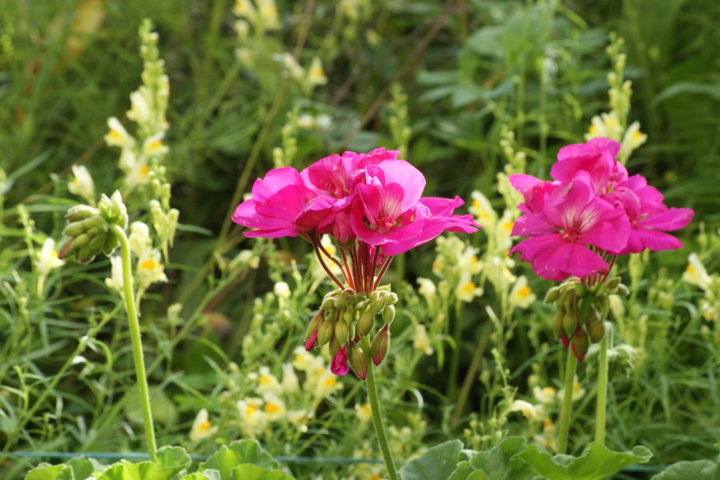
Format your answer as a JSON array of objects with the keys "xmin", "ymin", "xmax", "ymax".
[
  {"xmin": 111, "ymin": 225, "xmax": 157, "ymax": 462},
  {"xmin": 362, "ymin": 336, "xmax": 399, "ymax": 480},
  {"xmin": 595, "ymin": 324, "xmax": 610, "ymax": 444},
  {"xmin": 557, "ymin": 347, "xmax": 578, "ymax": 454}
]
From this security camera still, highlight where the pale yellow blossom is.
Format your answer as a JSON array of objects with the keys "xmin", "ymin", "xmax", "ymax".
[{"xmin": 189, "ymin": 408, "xmax": 216, "ymax": 442}]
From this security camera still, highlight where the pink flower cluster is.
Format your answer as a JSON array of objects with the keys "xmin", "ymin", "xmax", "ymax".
[
  {"xmin": 232, "ymin": 148, "xmax": 479, "ymax": 257},
  {"xmin": 233, "ymin": 148, "xmax": 479, "ymax": 377},
  {"xmin": 510, "ymin": 138, "xmax": 693, "ymax": 281}
]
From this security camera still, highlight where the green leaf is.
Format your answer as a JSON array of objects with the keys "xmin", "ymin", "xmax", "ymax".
[
  {"xmin": 199, "ymin": 440, "xmax": 279, "ymax": 480},
  {"xmin": 67, "ymin": 457, "xmax": 98, "ymax": 480},
  {"xmin": 155, "ymin": 446, "xmax": 192, "ymax": 472},
  {"xmin": 449, "ymin": 437, "xmax": 532, "ymax": 480},
  {"xmin": 25, "ymin": 464, "xmax": 73, "ymax": 480},
  {"xmin": 651, "ymin": 457, "xmax": 719, "ymax": 480},
  {"xmin": 399, "ymin": 440, "xmax": 464, "ymax": 480},
  {"xmin": 98, "ymin": 448, "xmax": 190, "ymax": 480},
  {"xmin": 231, "ymin": 464, "xmax": 293, "ymax": 480},
  {"xmin": 519, "ymin": 442, "xmax": 652, "ymax": 480},
  {"xmin": 180, "ymin": 471, "xmax": 222, "ymax": 480}
]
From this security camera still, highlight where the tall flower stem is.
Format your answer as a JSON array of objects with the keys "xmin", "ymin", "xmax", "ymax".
[
  {"xmin": 595, "ymin": 324, "xmax": 610, "ymax": 444},
  {"xmin": 557, "ymin": 346, "xmax": 578, "ymax": 454},
  {"xmin": 361, "ymin": 336, "xmax": 399, "ymax": 480},
  {"xmin": 110, "ymin": 224, "xmax": 158, "ymax": 462}
]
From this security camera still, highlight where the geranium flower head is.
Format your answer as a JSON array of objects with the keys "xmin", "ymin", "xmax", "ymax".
[
  {"xmin": 232, "ymin": 167, "xmax": 317, "ymax": 238},
  {"xmin": 510, "ymin": 172, "xmax": 630, "ymax": 281}
]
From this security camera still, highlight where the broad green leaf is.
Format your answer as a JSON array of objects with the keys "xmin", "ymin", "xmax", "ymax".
[
  {"xmin": 519, "ymin": 442, "xmax": 652, "ymax": 480},
  {"xmin": 448, "ymin": 437, "xmax": 531, "ymax": 480},
  {"xmin": 231, "ymin": 464, "xmax": 293, "ymax": 480},
  {"xmin": 180, "ymin": 471, "xmax": 222, "ymax": 480},
  {"xmin": 651, "ymin": 457, "xmax": 719, "ymax": 480},
  {"xmin": 66, "ymin": 457, "xmax": 97, "ymax": 480},
  {"xmin": 399, "ymin": 440, "xmax": 464, "ymax": 480},
  {"xmin": 25, "ymin": 464, "xmax": 73, "ymax": 480},
  {"xmin": 98, "ymin": 449, "xmax": 190, "ymax": 480},
  {"xmin": 199, "ymin": 440, "xmax": 279, "ymax": 480},
  {"xmin": 155, "ymin": 446, "xmax": 192, "ymax": 472}
]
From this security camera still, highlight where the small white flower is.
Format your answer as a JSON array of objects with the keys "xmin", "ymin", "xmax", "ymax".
[
  {"xmin": 105, "ymin": 256, "xmax": 124, "ymax": 295},
  {"xmin": 469, "ymin": 190, "xmax": 497, "ymax": 229},
  {"xmin": 315, "ymin": 114, "xmax": 332, "ymax": 130},
  {"xmin": 256, "ymin": 366, "xmax": 282, "ymax": 395},
  {"xmin": 274, "ymin": 53, "xmax": 304, "ymax": 81},
  {"xmin": 36, "ymin": 238, "xmax": 64, "ymax": 277},
  {"xmin": 68, "ymin": 165, "xmax": 96, "ymax": 204},
  {"xmin": 509, "ymin": 276, "xmax": 536, "ymax": 309},
  {"xmin": 189, "ymin": 408, "xmax": 216, "ymax": 442},
  {"xmin": 137, "ymin": 249, "xmax": 167, "ymax": 290},
  {"xmin": 306, "ymin": 57, "xmax": 327, "ymax": 88},
  {"xmin": 683, "ymin": 253, "xmax": 711, "ymax": 291},
  {"xmin": 292, "ymin": 346, "xmax": 324, "ymax": 373},
  {"xmin": 127, "ymin": 89, "xmax": 151, "ymax": 125},
  {"xmin": 237, "ymin": 397, "xmax": 267, "ymax": 436},
  {"xmin": 104, "ymin": 117, "xmax": 133, "ymax": 148},
  {"xmin": 509, "ymin": 399, "xmax": 541, "ymax": 420},
  {"xmin": 274, "ymin": 281, "xmax": 291, "ymax": 299},
  {"xmin": 413, "ymin": 323, "xmax": 434, "ymax": 356},
  {"xmin": 355, "ymin": 403, "xmax": 372, "ymax": 423},
  {"xmin": 281, "ymin": 363, "xmax": 299, "ymax": 393},
  {"xmin": 129, "ymin": 221, "xmax": 152, "ymax": 257},
  {"xmin": 298, "ymin": 114, "xmax": 316, "ymax": 130},
  {"xmin": 233, "ymin": 0, "xmax": 256, "ymax": 18},
  {"xmin": 256, "ymin": 0, "xmax": 280, "ymax": 30},
  {"xmin": 262, "ymin": 392, "xmax": 286, "ymax": 421},
  {"xmin": 142, "ymin": 133, "xmax": 168, "ymax": 158},
  {"xmin": 533, "ymin": 386, "xmax": 556, "ymax": 404},
  {"xmin": 457, "ymin": 276, "xmax": 482, "ymax": 303}
]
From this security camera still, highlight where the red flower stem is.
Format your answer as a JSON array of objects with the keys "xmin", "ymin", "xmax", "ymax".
[
  {"xmin": 349, "ymin": 244, "xmax": 362, "ymax": 292},
  {"xmin": 316, "ymin": 236, "xmax": 352, "ymax": 288},
  {"xmin": 369, "ymin": 247, "xmax": 380, "ymax": 285},
  {"xmin": 337, "ymin": 247, "xmax": 355, "ymax": 290},
  {"xmin": 372, "ymin": 256, "xmax": 394, "ymax": 291},
  {"xmin": 312, "ymin": 239, "xmax": 345, "ymax": 289}
]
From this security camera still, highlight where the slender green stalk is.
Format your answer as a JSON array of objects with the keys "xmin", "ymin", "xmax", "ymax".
[
  {"xmin": 557, "ymin": 347, "xmax": 578, "ymax": 454},
  {"xmin": 447, "ymin": 299, "xmax": 463, "ymax": 399},
  {"xmin": 362, "ymin": 336, "xmax": 399, "ymax": 480},
  {"xmin": 111, "ymin": 225, "xmax": 157, "ymax": 462},
  {"xmin": 595, "ymin": 325, "xmax": 610, "ymax": 444}
]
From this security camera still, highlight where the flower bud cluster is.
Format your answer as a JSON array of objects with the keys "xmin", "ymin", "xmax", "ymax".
[
  {"xmin": 304, "ymin": 287, "xmax": 398, "ymax": 379},
  {"xmin": 546, "ymin": 277, "xmax": 628, "ymax": 362},
  {"xmin": 59, "ymin": 192, "xmax": 128, "ymax": 263}
]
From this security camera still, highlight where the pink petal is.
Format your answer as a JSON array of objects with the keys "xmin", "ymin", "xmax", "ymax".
[{"xmin": 639, "ymin": 208, "xmax": 693, "ymax": 231}]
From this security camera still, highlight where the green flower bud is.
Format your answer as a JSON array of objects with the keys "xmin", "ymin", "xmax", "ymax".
[
  {"xmin": 588, "ymin": 317, "xmax": 605, "ymax": 344},
  {"xmin": 563, "ymin": 312, "xmax": 578, "ymax": 338},
  {"xmin": 382, "ymin": 305, "xmax": 396, "ymax": 325},
  {"xmin": 329, "ymin": 337, "xmax": 340, "ymax": 359},
  {"xmin": 544, "ymin": 286, "xmax": 562, "ymax": 304},
  {"xmin": 97, "ymin": 191, "xmax": 128, "ymax": 231},
  {"xmin": 65, "ymin": 205, "xmax": 97, "ymax": 222},
  {"xmin": 615, "ymin": 284, "xmax": 630, "ymax": 297},
  {"xmin": 370, "ymin": 325, "xmax": 391, "ymax": 366},
  {"xmin": 348, "ymin": 343, "xmax": 368, "ymax": 380},
  {"xmin": 552, "ymin": 312, "xmax": 564, "ymax": 340},
  {"xmin": 571, "ymin": 328, "xmax": 589, "ymax": 362},
  {"xmin": 342, "ymin": 308, "xmax": 354, "ymax": 325},
  {"xmin": 358, "ymin": 311, "xmax": 375, "ymax": 337},
  {"xmin": 335, "ymin": 320, "xmax": 350, "ymax": 344},
  {"xmin": 606, "ymin": 276, "xmax": 621, "ymax": 291},
  {"xmin": 321, "ymin": 290, "xmax": 340, "ymax": 310},
  {"xmin": 305, "ymin": 311, "xmax": 324, "ymax": 340},
  {"xmin": 317, "ymin": 319, "xmax": 335, "ymax": 347}
]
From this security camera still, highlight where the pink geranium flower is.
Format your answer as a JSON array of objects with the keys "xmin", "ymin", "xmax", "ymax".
[
  {"xmin": 510, "ymin": 171, "xmax": 630, "ymax": 281},
  {"xmin": 232, "ymin": 167, "xmax": 318, "ymax": 238},
  {"xmin": 551, "ymin": 137, "xmax": 627, "ymax": 193},
  {"xmin": 610, "ymin": 175, "xmax": 694, "ymax": 254}
]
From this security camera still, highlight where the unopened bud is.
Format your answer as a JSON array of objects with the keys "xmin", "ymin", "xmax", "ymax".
[
  {"xmin": 342, "ymin": 308, "xmax": 354, "ymax": 324},
  {"xmin": 305, "ymin": 311, "xmax": 323, "ymax": 341},
  {"xmin": 65, "ymin": 205, "xmax": 97, "ymax": 222},
  {"xmin": 358, "ymin": 311, "xmax": 375, "ymax": 337},
  {"xmin": 317, "ymin": 320, "xmax": 335, "ymax": 347},
  {"xmin": 348, "ymin": 344, "xmax": 368, "ymax": 380},
  {"xmin": 370, "ymin": 326, "xmax": 391, "ymax": 366},
  {"xmin": 606, "ymin": 277, "xmax": 621, "ymax": 291},
  {"xmin": 321, "ymin": 290, "xmax": 339, "ymax": 310},
  {"xmin": 382, "ymin": 305, "xmax": 396, "ymax": 325},
  {"xmin": 616, "ymin": 284, "xmax": 630, "ymax": 297},
  {"xmin": 573, "ymin": 282, "xmax": 587, "ymax": 297},
  {"xmin": 544, "ymin": 286, "xmax": 562, "ymax": 304},
  {"xmin": 587, "ymin": 314, "xmax": 605, "ymax": 344},
  {"xmin": 563, "ymin": 313, "xmax": 578, "ymax": 338},
  {"xmin": 552, "ymin": 312, "xmax": 564, "ymax": 339},
  {"xmin": 335, "ymin": 320, "xmax": 350, "ymax": 344},
  {"xmin": 571, "ymin": 329, "xmax": 589, "ymax": 362}
]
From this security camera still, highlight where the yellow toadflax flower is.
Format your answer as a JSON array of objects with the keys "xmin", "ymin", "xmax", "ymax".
[
  {"xmin": 682, "ymin": 253, "xmax": 711, "ymax": 292},
  {"xmin": 355, "ymin": 403, "xmax": 372, "ymax": 423},
  {"xmin": 256, "ymin": 366, "xmax": 282, "ymax": 395},
  {"xmin": 137, "ymin": 249, "xmax": 168, "ymax": 291},
  {"xmin": 509, "ymin": 276, "xmax": 536, "ymax": 309},
  {"xmin": 237, "ymin": 397, "xmax": 267, "ymax": 437},
  {"xmin": 306, "ymin": 57, "xmax": 327, "ymax": 88},
  {"xmin": 509, "ymin": 399, "xmax": 542, "ymax": 421},
  {"xmin": 68, "ymin": 165, "xmax": 96, "ymax": 205},
  {"xmin": 413, "ymin": 323, "xmax": 434, "ymax": 356},
  {"xmin": 36, "ymin": 238, "xmax": 65, "ymax": 277},
  {"xmin": 457, "ymin": 277, "xmax": 482, "ymax": 303},
  {"xmin": 189, "ymin": 408, "xmax": 217, "ymax": 442},
  {"xmin": 104, "ymin": 117, "xmax": 133, "ymax": 148},
  {"xmin": 469, "ymin": 190, "xmax": 497, "ymax": 229}
]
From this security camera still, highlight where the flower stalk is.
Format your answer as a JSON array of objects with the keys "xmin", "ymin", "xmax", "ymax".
[
  {"xmin": 362, "ymin": 336, "xmax": 399, "ymax": 480},
  {"xmin": 111, "ymin": 224, "xmax": 158, "ymax": 461},
  {"xmin": 557, "ymin": 346, "xmax": 578, "ymax": 454},
  {"xmin": 595, "ymin": 323, "xmax": 610, "ymax": 444}
]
